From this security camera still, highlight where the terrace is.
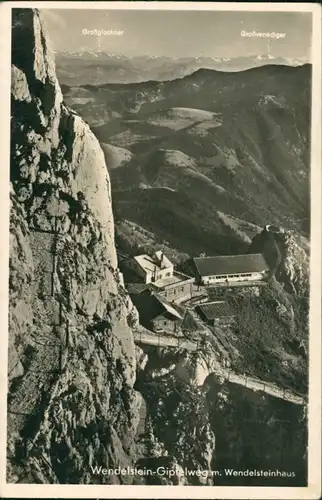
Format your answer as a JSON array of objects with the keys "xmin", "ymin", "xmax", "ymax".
[{"xmin": 154, "ymin": 271, "xmax": 194, "ymax": 289}]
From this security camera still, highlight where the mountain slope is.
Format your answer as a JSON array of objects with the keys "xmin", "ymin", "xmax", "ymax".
[{"xmin": 60, "ymin": 63, "xmax": 310, "ymax": 258}]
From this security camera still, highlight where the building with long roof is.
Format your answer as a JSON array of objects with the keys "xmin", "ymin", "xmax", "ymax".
[{"xmin": 192, "ymin": 253, "xmax": 269, "ymax": 285}]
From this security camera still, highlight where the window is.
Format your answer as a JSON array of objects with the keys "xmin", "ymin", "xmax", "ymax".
[
  {"xmin": 180, "ymin": 287, "xmax": 184, "ymax": 292},
  {"xmin": 166, "ymin": 272, "xmax": 171, "ymax": 277}
]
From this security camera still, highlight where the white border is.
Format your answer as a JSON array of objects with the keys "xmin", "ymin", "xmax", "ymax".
[{"xmin": 0, "ymin": 2, "xmax": 321, "ymax": 499}]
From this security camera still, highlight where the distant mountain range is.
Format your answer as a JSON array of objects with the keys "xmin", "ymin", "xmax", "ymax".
[{"xmin": 55, "ymin": 51, "xmax": 308, "ymax": 86}]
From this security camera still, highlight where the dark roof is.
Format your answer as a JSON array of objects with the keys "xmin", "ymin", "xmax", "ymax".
[
  {"xmin": 193, "ymin": 253, "xmax": 269, "ymax": 277},
  {"xmin": 197, "ymin": 301, "xmax": 234, "ymax": 320},
  {"xmin": 131, "ymin": 291, "xmax": 183, "ymax": 325}
]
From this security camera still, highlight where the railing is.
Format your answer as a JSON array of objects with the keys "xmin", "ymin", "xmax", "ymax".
[
  {"xmin": 133, "ymin": 324, "xmax": 305, "ymax": 405},
  {"xmin": 223, "ymin": 369, "xmax": 306, "ymax": 405},
  {"xmin": 205, "ymin": 280, "xmax": 268, "ymax": 290}
]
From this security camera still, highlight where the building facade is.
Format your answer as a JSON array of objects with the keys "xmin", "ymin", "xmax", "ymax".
[
  {"xmin": 127, "ymin": 273, "xmax": 196, "ymax": 304},
  {"xmin": 160, "ymin": 273, "xmax": 195, "ymax": 303},
  {"xmin": 151, "ymin": 314, "xmax": 182, "ymax": 334},
  {"xmin": 193, "ymin": 253, "xmax": 269, "ymax": 286},
  {"xmin": 126, "ymin": 251, "xmax": 196, "ymax": 303}
]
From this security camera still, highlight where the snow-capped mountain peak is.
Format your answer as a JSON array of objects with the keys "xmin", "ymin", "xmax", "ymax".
[{"xmin": 256, "ymin": 54, "xmax": 276, "ymax": 61}]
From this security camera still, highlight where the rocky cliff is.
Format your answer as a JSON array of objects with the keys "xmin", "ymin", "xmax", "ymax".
[
  {"xmin": 8, "ymin": 8, "xmax": 140, "ymax": 484},
  {"xmin": 249, "ymin": 225, "xmax": 309, "ymax": 295}
]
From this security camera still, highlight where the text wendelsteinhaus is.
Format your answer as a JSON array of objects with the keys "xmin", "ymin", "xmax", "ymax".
[{"xmin": 224, "ymin": 468, "xmax": 295, "ymax": 478}]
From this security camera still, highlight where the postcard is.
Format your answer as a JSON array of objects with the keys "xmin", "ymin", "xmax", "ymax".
[{"xmin": 0, "ymin": 2, "xmax": 321, "ymax": 499}]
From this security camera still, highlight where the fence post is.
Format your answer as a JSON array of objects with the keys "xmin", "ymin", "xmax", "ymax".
[
  {"xmin": 59, "ymin": 299, "xmax": 63, "ymax": 326},
  {"xmin": 51, "ymin": 216, "xmax": 56, "ymax": 297},
  {"xmin": 66, "ymin": 318, "xmax": 70, "ymax": 347}
]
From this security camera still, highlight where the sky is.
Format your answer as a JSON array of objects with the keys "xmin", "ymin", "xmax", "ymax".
[{"xmin": 40, "ymin": 9, "xmax": 312, "ymax": 60}]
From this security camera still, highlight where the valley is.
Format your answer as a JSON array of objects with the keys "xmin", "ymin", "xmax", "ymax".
[{"xmin": 61, "ymin": 63, "xmax": 311, "ymax": 261}]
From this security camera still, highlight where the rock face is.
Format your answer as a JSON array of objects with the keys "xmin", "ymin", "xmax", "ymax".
[
  {"xmin": 175, "ymin": 351, "xmax": 220, "ymax": 387},
  {"xmin": 249, "ymin": 225, "xmax": 309, "ymax": 294},
  {"xmin": 8, "ymin": 9, "xmax": 139, "ymax": 484}
]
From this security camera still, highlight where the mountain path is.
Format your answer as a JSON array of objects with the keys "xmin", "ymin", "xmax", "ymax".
[{"xmin": 8, "ymin": 229, "xmax": 68, "ymax": 434}]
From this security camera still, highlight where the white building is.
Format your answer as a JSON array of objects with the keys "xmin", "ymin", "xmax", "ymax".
[
  {"xmin": 127, "ymin": 250, "xmax": 174, "ymax": 284},
  {"xmin": 193, "ymin": 253, "xmax": 269, "ymax": 285}
]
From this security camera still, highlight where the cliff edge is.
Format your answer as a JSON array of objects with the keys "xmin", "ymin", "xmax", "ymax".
[
  {"xmin": 8, "ymin": 8, "xmax": 139, "ymax": 484},
  {"xmin": 249, "ymin": 225, "xmax": 309, "ymax": 295}
]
